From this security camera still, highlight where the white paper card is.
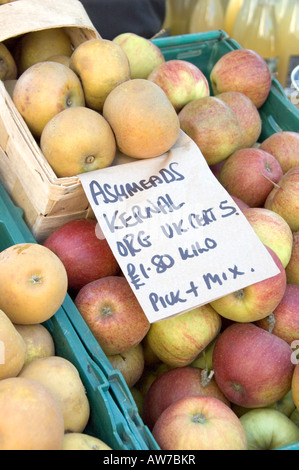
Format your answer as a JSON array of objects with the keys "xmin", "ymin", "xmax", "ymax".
[{"xmin": 78, "ymin": 131, "xmax": 280, "ymax": 323}]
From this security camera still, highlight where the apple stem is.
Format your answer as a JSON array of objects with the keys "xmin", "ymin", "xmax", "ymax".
[
  {"xmin": 266, "ymin": 312, "xmax": 276, "ymax": 333},
  {"xmin": 261, "ymin": 173, "xmax": 281, "ymax": 189},
  {"xmin": 201, "ymin": 368, "xmax": 214, "ymax": 387},
  {"xmin": 150, "ymin": 29, "xmax": 166, "ymax": 40}
]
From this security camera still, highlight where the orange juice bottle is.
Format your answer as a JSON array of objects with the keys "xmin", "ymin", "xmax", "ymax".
[
  {"xmin": 277, "ymin": 0, "xmax": 299, "ymax": 88},
  {"xmin": 231, "ymin": 0, "xmax": 258, "ymax": 47},
  {"xmin": 188, "ymin": 0, "xmax": 225, "ymax": 33},
  {"xmin": 223, "ymin": 0, "xmax": 244, "ymax": 36},
  {"xmin": 241, "ymin": 0, "xmax": 279, "ymax": 76}
]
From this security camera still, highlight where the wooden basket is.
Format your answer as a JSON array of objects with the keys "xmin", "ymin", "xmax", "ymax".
[{"xmin": 0, "ymin": 0, "xmax": 101, "ymax": 242}]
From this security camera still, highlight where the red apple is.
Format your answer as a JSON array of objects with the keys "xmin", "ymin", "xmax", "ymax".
[
  {"xmin": 218, "ymin": 147, "xmax": 283, "ymax": 207},
  {"xmin": 178, "ymin": 95, "xmax": 242, "ymax": 165},
  {"xmin": 44, "ymin": 219, "xmax": 120, "ymax": 292},
  {"xmin": 142, "ymin": 366, "xmax": 231, "ymax": 431},
  {"xmin": 286, "ymin": 232, "xmax": 299, "ymax": 285},
  {"xmin": 259, "ymin": 131, "xmax": 299, "ymax": 173},
  {"xmin": 256, "ymin": 284, "xmax": 299, "ymax": 345},
  {"xmin": 210, "ymin": 246, "xmax": 287, "ymax": 323},
  {"xmin": 216, "ymin": 91, "xmax": 262, "ymax": 148},
  {"xmin": 74, "ymin": 276, "xmax": 150, "ymax": 355},
  {"xmin": 212, "ymin": 322, "xmax": 295, "ymax": 408},
  {"xmin": 292, "ymin": 364, "xmax": 299, "ymax": 410},
  {"xmin": 152, "ymin": 395, "xmax": 248, "ymax": 450},
  {"xmin": 210, "ymin": 48, "xmax": 272, "ymax": 108},
  {"xmin": 264, "ymin": 166, "xmax": 299, "ymax": 233},
  {"xmin": 147, "ymin": 59, "xmax": 210, "ymax": 112},
  {"xmin": 242, "ymin": 207, "xmax": 293, "ymax": 268},
  {"xmin": 231, "ymin": 195, "xmax": 249, "ymax": 211}
]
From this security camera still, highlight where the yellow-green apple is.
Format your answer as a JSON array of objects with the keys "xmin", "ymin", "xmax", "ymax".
[
  {"xmin": 152, "ymin": 395, "xmax": 248, "ymax": 451},
  {"xmin": 212, "ymin": 322, "xmax": 295, "ymax": 408},
  {"xmin": 142, "ymin": 366, "xmax": 230, "ymax": 431},
  {"xmin": 286, "ymin": 232, "xmax": 299, "ymax": 285},
  {"xmin": 210, "ymin": 246, "xmax": 286, "ymax": 323},
  {"xmin": 141, "ymin": 335, "xmax": 161, "ymax": 367},
  {"xmin": 112, "ymin": 32, "xmax": 165, "ymax": 79},
  {"xmin": 232, "ymin": 390, "xmax": 296, "ymax": 418},
  {"xmin": 190, "ymin": 336, "xmax": 219, "ymax": 372},
  {"xmin": 107, "ymin": 343, "xmax": 145, "ymax": 389},
  {"xmin": 178, "ymin": 96, "xmax": 242, "ymax": 165},
  {"xmin": 0, "ymin": 42, "xmax": 17, "ymax": 80},
  {"xmin": 240, "ymin": 408, "xmax": 299, "ymax": 450},
  {"xmin": 242, "ymin": 207, "xmax": 293, "ymax": 268},
  {"xmin": 74, "ymin": 276, "xmax": 150, "ymax": 355},
  {"xmin": 40, "ymin": 106, "xmax": 116, "ymax": 177},
  {"xmin": 216, "ymin": 91, "xmax": 262, "ymax": 148},
  {"xmin": 292, "ymin": 363, "xmax": 299, "ymax": 410},
  {"xmin": 147, "ymin": 59, "xmax": 210, "ymax": 112},
  {"xmin": 290, "ymin": 408, "xmax": 299, "ymax": 427},
  {"xmin": 218, "ymin": 147, "xmax": 283, "ymax": 207},
  {"xmin": 70, "ymin": 38, "xmax": 130, "ymax": 112},
  {"xmin": 255, "ymin": 284, "xmax": 299, "ymax": 345},
  {"xmin": 210, "ymin": 48, "xmax": 272, "ymax": 108},
  {"xmin": 134, "ymin": 362, "xmax": 172, "ymax": 397},
  {"xmin": 264, "ymin": 166, "xmax": 299, "ymax": 232},
  {"xmin": 12, "ymin": 61, "xmax": 85, "ymax": 138},
  {"xmin": 44, "ymin": 219, "xmax": 120, "ymax": 294},
  {"xmin": 146, "ymin": 304, "xmax": 222, "ymax": 367},
  {"xmin": 259, "ymin": 131, "xmax": 299, "ymax": 173}
]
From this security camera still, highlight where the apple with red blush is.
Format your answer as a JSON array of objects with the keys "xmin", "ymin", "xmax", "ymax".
[{"xmin": 259, "ymin": 131, "xmax": 299, "ymax": 173}]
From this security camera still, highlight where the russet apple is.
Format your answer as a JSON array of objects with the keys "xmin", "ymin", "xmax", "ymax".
[
  {"xmin": 147, "ymin": 59, "xmax": 210, "ymax": 112},
  {"xmin": 152, "ymin": 395, "xmax": 248, "ymax": 450},
  {"xmin": 70, "ymin": 38, "xmax": 130, "ymax": 112},
  {"xmin": 286, "ymin": 231, "xmax": 299, "ymax": 285},
  {"xmin": 210, "ymin": 246, "xmax": 286, "ymax": 323},
  {"xmin": 145, "ymin": 304, "xmax": 221, "ymax": 367},
  {"xmin": 0, "ymin": 309, "xmax": 26, "ymax": 380},
  {"xmin": 242, "ymin": 207, "xmax": 293, "ymax": 268},
  {"xmin": 210, "ymin": 48, "xmax": 272, "ymax": 108},
  {"xmin": 74, "ymin": 276, "xmax": 150, "ymax": 355},
  {"xmin": 212, "ymin": 322, "xmax": 295, "ymax": 408},
  {"xmin": 0, "ymin": 42, "xmax": 17, "ymax": 80},
  {"xmin": 112, "ymin": 32, "xmax": 165, "ymax": 79},
  {"xmin": 264, "ymin": 166, "xmax": 299, "ymax": 233},
  {"xmin": 44, "ymin": 219, "xmax": 120, "ymax": 293},
  {"xmin": 142, "ymin": 366, "xmax": 230, "ymax": 431},
  {"xmin": 178, "ymin": 95, "xmax": 242, "ymax": 165},
  {"xmin": 13, "ymin": 61, "xmax": 85, "ymax": 138},
  {"xmin": 259, "ymin": 131, "xmax": 299, "ymax": 173},
  {"xmin": 256, "ymin": 284, "xmax": 299, "ymax": 346},
  {"xmin": 61, "ymin": 432, "xmax": 112, "ymax": 450},
  {"xmin": 218, "ymin": 147, "xmax": 283, "ymax": 207}
]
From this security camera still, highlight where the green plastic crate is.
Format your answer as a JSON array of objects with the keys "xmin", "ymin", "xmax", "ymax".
[
  {"xmin": 0, "ymin": 181, "xmax": 159, "ymax": 451},
  {"xmin": 153, "ymin": 30, "xmax": 299, "ymax": 141}
]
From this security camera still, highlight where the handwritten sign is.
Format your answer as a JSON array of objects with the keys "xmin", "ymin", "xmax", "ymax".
[{"xmin": 79, "ymin": 131, "xmax": 280, "ymax": 323}]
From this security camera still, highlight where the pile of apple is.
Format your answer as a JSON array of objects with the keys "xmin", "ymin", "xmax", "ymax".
[{"xmin": 1, "ymin": 25, "xmax": 299, "ymax": 451}]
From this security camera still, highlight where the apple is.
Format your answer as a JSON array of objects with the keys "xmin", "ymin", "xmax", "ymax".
[
  {"xmin": 264, "ymin": 166, "xmax": 299, "ymax": 233},
  {"xmin": 290, "ymin": 408, "xmax": 299, "ymax": 427},
  {"xmin": 141, "ymin": 335, "xmax": 161, "ymax": 368},
  {"xmin": 259, "ymin": 131, "xmax": 299, "ymax": 173},
  {"xmin": 107, "ymin": 343, "xmax": 145, "ymax": 389},
  {"xmin": 146, "ymin": 304, "xmax": 222, "ymax": 367},
  {"xmin": 178, "ymin": 95, "xmax": 242, "ymax": 165},
  {"xmin": 216, "ymin": 91, "xmax": 262, "ymax": 148},
  {"xmin": 40, "ymin": 106, "xmax": 116, "ymax": 177},
  {"xmin": 189, "ymin": 336, "xmax": 219, "ymax": 372},
  {"xmin": 147, "ymin": 59, "xmax": 210, "ymax": 112},
  {"xmin": 210, "ymin": 246, "xmax": 286, "ymax": 323},
  {"xmin": 292, "ymin": 363, "xmax": 299, "ymax": 411},
  {"xmin": 232, "ymin": 389, "xmax": 296, "ymax": 418},
  {"xmin": 12, "ymin": 61, "xmax": 85, "ymax": 138},
  {"xmin": 240, "ymin": 408, "xmax": 299, "ymax": 450},
  {"xmin": 0, "ymin": 42, "xmax": 17, "ymax": 81},
  {"xmin": 62, "ymin": 432, "xmax": 112, "ymax": 450},
  {"xmin": 218, "ymin": 147, "xmax": 283, "ymax": 208},
  {"xmin": 69, "ymin": 38, "xmax": 131, "ymax": 112},
  {"xmin": 286, "ymin": 232, "xmax": 299, "ymax": 285},
  {"xmin": 210, "ymin": 48, "xmax": 272, "ymax": 108},
  {"xmin": 74, "ymin": 276, "xmax": 150, "ymax": 355},
  {"xmin": 44, "ymin": 219, "xmax": 120, "ymax": 293},
  {"xmin": 242, "ymin": 207, "xmax": 293, "ymax": 268},
  {"xmin": 142, "ymin": 366, "xmax": 231, "ymax": 431},
  {"xmin": 255, "ymin": 284, "xmax": 299, "ymax": 345},
  {"xmin": 231, "ymin": 196, "xmax": 250, "ymax": 211},
  {"xmin": 134, "ymin": 362, "xmax": 172, "ymax": 398},
  {"xmin": 152, "ymin": 395, "xmax": 248, "ymax": 450},
  {"xmin": 212, "ymin": 322, "xmax": 295, "ymax": 408},
  {"xmin": 112, "ymin": 32, "xmax": 165, "ymax": 79}
]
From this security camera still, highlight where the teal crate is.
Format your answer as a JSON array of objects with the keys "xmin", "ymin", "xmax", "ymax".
[
  {"xmin": 153, "ymin": 30, "xmax": 299, "ymax": 142},
  {"xmin": 0, "ymin": 181, "xmax": 159, "ymax": 451}
]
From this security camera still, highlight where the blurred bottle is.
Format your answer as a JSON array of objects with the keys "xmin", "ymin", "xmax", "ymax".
[
  {"xmin": 277, "ymin": 0, "xmax": 299, "ymax": 88},
  {"xmin": 275, "ymin": 0, "xmax": 289, "ymax": 23},
  {"xmin": 231, "ymin": 0, "xmax": 258, "ymax": 47},
  {"xmin": 189, "ymin": 0, "xmax": 225, "ymax": 33},
  {"xmin": 170, "ymin": 0, "xmax": 197, "ymax": 35},
  {"xmin": 223, "ymin": 0, "xmax": 244, "ymax": 36},
  {"xmin": 162, "ymin": 0, "xmax": 172, "ymax": 35}
]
